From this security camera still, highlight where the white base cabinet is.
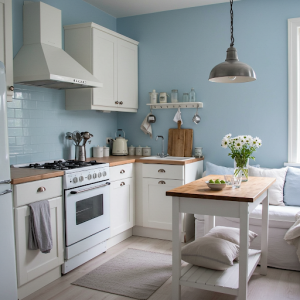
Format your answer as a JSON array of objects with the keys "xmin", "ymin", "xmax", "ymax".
[
  {"xmin": 64, "ymin": 22, "xmax": 138, "ymax": 112},
  {"xmin": 109, "ymin": 163, "xmax": 135, "ymax": 238}
]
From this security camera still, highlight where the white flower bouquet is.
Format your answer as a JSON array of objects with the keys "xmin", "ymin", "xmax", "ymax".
[{"xmin": 221, "ymin": 134, "xmax": 262, "ymax": 180}]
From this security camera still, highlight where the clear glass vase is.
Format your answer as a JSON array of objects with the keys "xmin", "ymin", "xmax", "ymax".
[{"xmin": 234, "ymin": 157, "xmax": 249, "ymax": 182}]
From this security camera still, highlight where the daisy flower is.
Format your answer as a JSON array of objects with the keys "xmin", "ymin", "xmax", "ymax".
[{"xmin": 221, "ymin": 138, "xmax": 229, "ymax": 148}]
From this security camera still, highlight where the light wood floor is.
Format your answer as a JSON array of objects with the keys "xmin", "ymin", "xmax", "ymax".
[{"xmin": 24, "ymin": 236, "xmax": 300, "ymax": 300}]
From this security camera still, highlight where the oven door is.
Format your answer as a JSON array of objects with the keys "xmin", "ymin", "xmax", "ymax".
[{"xmin": 65, "ymin": 181, "xmax": 110, "ymax": 247}]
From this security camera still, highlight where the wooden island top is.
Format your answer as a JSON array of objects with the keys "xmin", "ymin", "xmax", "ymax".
[{"xmin": 166, "ymin": 174, "xmax": 276, "ymax": 203}]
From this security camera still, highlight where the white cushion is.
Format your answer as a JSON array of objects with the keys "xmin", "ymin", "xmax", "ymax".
[
  {"xmin": 205, "ymin": 226, "xmax": 257, "ymax": 247},
  {"xmin": 249, "ymin": 166, "xmax": 288, "ymax": 206},
  {"xmin": 181, "ymin": 236, "xmax": 239, "ymax": 271}
]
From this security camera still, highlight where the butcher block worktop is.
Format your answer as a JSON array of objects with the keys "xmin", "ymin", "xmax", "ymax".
[
  {"xmin": 10, "ymin": 168, "xmax": 64, "ymax": 185},
  {"xmin": 87, "ymin": 155, "xmax": 203, "ymax": 166},
  {"xmin": 166, "ymin": 175, "xmax": 276, "ymax": 203}
]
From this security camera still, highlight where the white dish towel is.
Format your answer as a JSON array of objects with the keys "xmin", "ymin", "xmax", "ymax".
[
  {"xmin": 284, "ymin": 211, "xmax": 300, "ymax": 262},
  {"xmin": 173, "ymin": 108, "xmax": 183, "ymax": 125},
  {"xmin": 140, "ymin": 113, "xmax": 152, "ymax": 138}
]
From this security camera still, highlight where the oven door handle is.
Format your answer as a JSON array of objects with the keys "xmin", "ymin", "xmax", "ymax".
[{"xmin": 70, "ymin": 182, "xmax": 110, "ymax": 194}]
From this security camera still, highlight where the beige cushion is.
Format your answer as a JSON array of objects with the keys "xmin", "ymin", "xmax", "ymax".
[
  {"xmin": 249, "ymin": 166, "xmax": 288, "ymax": 206},
  {"xmin": 181, "ymin": 236, "xmax": 239, "ymax": 271},
  {"xmin": 205, "ymin": 226, "xmax": 258, "ymax": 246}
]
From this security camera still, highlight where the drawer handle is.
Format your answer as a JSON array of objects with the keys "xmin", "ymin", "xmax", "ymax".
[
  {"xmin": 37, "ymin": 187, "xmax": 46, "ymax": 193},
  {"xmin": 120, "ymin": 169, "xmax": 125, "ymax": 174},
  {"xmin": 120, "ymin": 182, "xmax": 125, "ymax": 186},
  {"xmin": 120, "ymin": 101, "xmax": 123, "ymax": 105},
  {"xmin": 158, "ymin": 181, "xmax": 166, "ymax": 184},
  {"xmin": 115, "ymin": 101, "xmax": 119, "ymax": 105},
  {"xmin": 158, "ymin": 169, "xmax": 166, "ymax": 173}
]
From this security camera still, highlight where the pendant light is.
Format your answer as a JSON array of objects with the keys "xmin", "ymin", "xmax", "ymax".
[{"xmin": 209, "ymin": 0, "xmax": 256, "ymax": 83}]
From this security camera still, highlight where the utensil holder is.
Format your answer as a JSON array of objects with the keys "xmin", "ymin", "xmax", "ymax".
[{"xmin": 75, "ymin": 145, "xmax": 86, "ymax": 161}]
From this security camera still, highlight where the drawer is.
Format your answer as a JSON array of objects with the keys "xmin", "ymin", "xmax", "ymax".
[
  {"xmin": 142, "ymin": 164, "xmax": 184, "ymax": 180},
  {"xmin": 110, "ymin": 163, "xmax": 134, "ymax": 182},
  {"xmin": 14, "ymin": 177, "xmax": 63, "ymax": 207}
]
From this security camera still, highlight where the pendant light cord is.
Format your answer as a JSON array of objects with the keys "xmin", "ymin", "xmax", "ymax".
[{"xmin": 230, "ymin": 0, "xmax": 234, "ymax": 47}]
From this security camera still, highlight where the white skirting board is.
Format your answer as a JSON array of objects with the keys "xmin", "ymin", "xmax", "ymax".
[
  {"xmin": 18, "ymin": 266, "xmax": 61, "ymax": 300},
  {"xmin": 107, "ymin": 228, "xmax": 133, "ymax": 249}
]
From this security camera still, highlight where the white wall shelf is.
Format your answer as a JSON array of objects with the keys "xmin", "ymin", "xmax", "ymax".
[{"xmin": 146, "ymin": 102, "xmax": 203, "ymax": 109}]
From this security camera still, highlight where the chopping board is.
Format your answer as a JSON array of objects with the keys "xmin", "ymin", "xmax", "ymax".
[{"xmin": 168, "ymin": 121, "xmax": 193, "ymax": 157}]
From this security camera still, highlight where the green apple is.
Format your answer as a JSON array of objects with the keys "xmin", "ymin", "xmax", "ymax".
[
  {"xmin": 220, "ymin": 180, "xmax": 226, "ymax": 184},
  {"xmin": 209, "ymin": 179, "xmax": 214, "ymax": 184},
  {"xmin": 215, "ymin": 179, "xmax": 221, "ymax": 184}
]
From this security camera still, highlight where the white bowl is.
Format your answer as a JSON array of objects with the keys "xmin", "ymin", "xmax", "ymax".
[{"xmin": 205, "ymin": 181, "xmax": 226, "ymax": 191}]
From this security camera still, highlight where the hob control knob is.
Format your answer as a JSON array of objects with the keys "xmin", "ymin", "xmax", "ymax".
[
  {"xmin": 93, "ymin": 173, "xmax": 97, "ymax": 179},
  {"xmin": 102, "ymin": 171, "xmax": 107, "ymax": 177},
  {"xmin": 79, "ymin": 176, "xmax": 84, "ymax": 182},
  {"xmin": 87, "ymin": 174, "xmax": 92, "ymax": 180},
  {"xmin": 98, "ymin": 172, "xmax": 102, "ymax": 178},
  {"xmin": 73, "ymin": 177, "xmax": 78, "ymax": 183}
]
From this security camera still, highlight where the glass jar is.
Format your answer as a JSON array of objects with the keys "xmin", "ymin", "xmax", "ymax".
[
  {"xmin": 182, "ymin": 93, "xmax": 189, "ymax": 102},
  {"xmin": 189, "ymin": 88, "xmax": 196, "ymax": 102},
  {"xmin": 171, "ymin": 89, "xmax": 178, "ymax": 103}
]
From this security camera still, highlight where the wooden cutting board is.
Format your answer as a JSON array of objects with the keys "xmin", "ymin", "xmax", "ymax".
[{"xmin": 168, "ymin": 121, "xmax": 193, "ymax": 157}]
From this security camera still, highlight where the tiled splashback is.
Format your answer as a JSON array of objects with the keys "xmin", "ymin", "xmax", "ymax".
[{"xmin": 7, "ymin": 84, "xmax": 118, "ymax": 165}]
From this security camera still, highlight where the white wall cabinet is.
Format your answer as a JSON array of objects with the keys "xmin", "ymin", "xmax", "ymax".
[
  {"xmin": 109, "ymin": 164, "xmax": 135, "ymax": 238},
  {"xmin": 64, "ymin": 22, "xmax": 138, "ymax": 112},
  {"xmin": 0, "ymin": 0, "xmax": 13, "ymax": 101}
]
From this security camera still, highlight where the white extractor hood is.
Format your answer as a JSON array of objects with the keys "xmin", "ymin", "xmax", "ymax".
[{"xmin": 13, "ymin": 1, "xmax": 103, "ymax": 89}]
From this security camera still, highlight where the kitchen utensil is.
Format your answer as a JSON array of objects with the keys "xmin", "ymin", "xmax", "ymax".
[
  {"xmin": 159, "ymin": 92, "xmax": 169, "ymax": 103},
  {"xmin": 192, "ymin": 105, "xmax": 201, "ymax": 124},
  {"xmin": 205, "ymin": 181, "xmax": 226, "ymax": 191},
  {"xmin": 112, "ymin": 129, "xmax": 128, "ymax": 155},
  {"xmin": 142, "ymin": 146, "xmax": 151, "ymax": 156},
  {"xmin": 76, "ymin": 132, "xmax": 82, "ymax": 145},
  {"xmin": 171, "ymin": 89, "xmax": 178, "ymax": 103},
  {"xmin": 81, "ymin": 131, "xmax": 93, "ymax": 146},
  {"xmin": 128, "ymin": 145, "xmax": 135, "ymax": 156},
  {"xmin": 72, "ymin": 131, "xmax": 80, "ymax": 145},
  {"xmin": 149, "ymin": 90, "xmax": 158, "ymax": 104},
  {"xmin": 75, "ymin": 145, "xmax": 86, "ymax": 161},
  {"xmin": 136, "ymin": 146, "xmax": 143, "ymax": 156},
  {"xmin": 93, "ymin": 146, "xmax": 103, "ymax": 158},
  {"xmin": 147, "ymin": 108, "xmax": 156, "ymax": 124},
  {"xmin": 103, "ymin": 147, "xmax": 110, "ymax": 157},
  {"xmin": 168, "ymin": 121, "xmax": 193, "ymax": 157}
]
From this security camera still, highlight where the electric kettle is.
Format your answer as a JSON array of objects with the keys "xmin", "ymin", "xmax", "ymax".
[{"xmin": 112, "ymin": 129, "xmax": 128, "ymax": 156}]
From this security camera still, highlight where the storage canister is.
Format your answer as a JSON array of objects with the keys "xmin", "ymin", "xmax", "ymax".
[
  {"xmin": 142, "ymin": 146, "xmax": 151, "ymax": 156},
  {"xmin": 93, "ymin": 145, "xmax": 103, "ymax": 158},
  {"xmin": 128, "ymin": 145, "xmax": 135, "ymax": 156},
  {"xmin": 194, "ymin": 147, "xmax": 203, "ymax": 157},
  {"xmin": 136, "ymin": 145, "xmax": 143, "ymax": 156},
  {"xmin": 171, "ymin": 89, "xmax": 178, "ymax": 103},
  {"xmin": 149, "ymin": 90, "xmax": 158, "ymax": 104},
  {"xmin": 103, "ymin": 146, "xmax": 110, "ymax": 157}
]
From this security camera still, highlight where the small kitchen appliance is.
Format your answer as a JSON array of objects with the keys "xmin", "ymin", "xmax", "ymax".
[{"xmin": 112, "ymin": 129, "xmax": 128, "ymax": 156}]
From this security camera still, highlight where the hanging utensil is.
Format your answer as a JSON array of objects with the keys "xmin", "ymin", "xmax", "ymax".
[
  {"xmin": 72, "ymin": 131, "xmax": 81, "ymax": 145},
  {"xmin": 192, "ymin": 105, "xmax": 201, "ymax": 124},
  {"xmin": 147, "ymin": 107, "xmax": 156, "ymax": 124}
]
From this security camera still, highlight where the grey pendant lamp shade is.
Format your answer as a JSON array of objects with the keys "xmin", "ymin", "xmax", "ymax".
[{"xmin": 209, "ymin": 0, "xmax": 256, "ymax": 83}]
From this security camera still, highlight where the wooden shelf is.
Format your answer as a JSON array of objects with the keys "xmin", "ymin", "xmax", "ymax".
[
  {"xmin": 146, "ymin": 102, "xmax": 203, "ymax": 109},
  {"xmin": 179, "ymin": 249, "xmax": 261, "ymax": 296}
]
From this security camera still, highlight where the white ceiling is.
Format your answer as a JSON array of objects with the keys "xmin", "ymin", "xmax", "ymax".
[{"xmin": 84, "ymin": 0, "xmax": 237, "ymax": 18}]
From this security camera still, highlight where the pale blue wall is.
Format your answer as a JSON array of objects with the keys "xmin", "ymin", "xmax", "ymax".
[
  {"xmin": 8, "ymin": 0, "xmax": 117, "ymax": 164},
  {"xmin": 117, "ymin": 0, "xmax": 300, "ymax": 168}
]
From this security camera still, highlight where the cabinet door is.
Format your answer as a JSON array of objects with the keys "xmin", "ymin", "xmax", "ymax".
[
  {"xmin": 92, "ymin": 29, "xmax": 118, "ymax": 107},
  {"xmin": 117, "ymin": 39, "xmax": 138, "ymax": 109},
  {"xmin": 110, "ymin": 177, "xmax": 134, "ymax": 238},
  {"xmin": 143, "ymin": 178, "xmax": 184, "ymax": 230},
  {"xmin": 14, "ymin": 197, "xmax": 64, "ymax": 287},
  {"xmin": 0, "ymin": 0, "xmax": 13, "ymax": 102}
]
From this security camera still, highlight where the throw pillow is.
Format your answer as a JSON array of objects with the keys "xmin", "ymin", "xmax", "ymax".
[
  {"xmin": 181, "ymin": 236, "xmax": 239, "ymax": 271},
  {"xmin": 284, "ymin": 167, "xmax": 300, "ymax": 206},
  {"xmin": 205, "ymin": 226, "xmax": 258, "ymax": 247},
  {"xmin": 249, "ymin": 166, "xmax": 288, "ymax": 206},
  {"xmin": 206, "ymin": 162, "xmax": 260, "ymax": 176}
]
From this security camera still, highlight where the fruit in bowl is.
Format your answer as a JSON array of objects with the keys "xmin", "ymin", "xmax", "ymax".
[{"xmin": 205, "ymin": 179, "xmax": 227, "ymax": 191}]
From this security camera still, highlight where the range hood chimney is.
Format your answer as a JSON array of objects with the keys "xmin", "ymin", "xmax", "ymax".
[{"xmin": 13, "ymin": 1, "xmax": 103, "ymax": 89}]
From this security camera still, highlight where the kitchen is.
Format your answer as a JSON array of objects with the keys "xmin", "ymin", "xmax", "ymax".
[{"xmin": 1, "ymin": 0, "xmax": 300, "ymax": 300}]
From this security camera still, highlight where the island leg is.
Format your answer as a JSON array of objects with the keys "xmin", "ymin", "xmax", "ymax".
[
  {"xmin": 238, "ymin": 202, "xmax": 249, "ymax": 300},
  {"xmin": 172, "ymin": 197, "xmax": 182, "ymax": 300},
  {"xmin": 260, "ymin": 191, "xmax": 269, "ymax": 275}
]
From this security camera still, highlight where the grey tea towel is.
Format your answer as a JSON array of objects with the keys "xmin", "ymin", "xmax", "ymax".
[{"xmin": 28, "ymin": 200, "xmax": 53, "ymax": 253}]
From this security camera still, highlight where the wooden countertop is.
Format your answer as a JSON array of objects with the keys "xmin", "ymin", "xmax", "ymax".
[
  {"xmin": 10, "ymin": 168, "xmax": 64, "ymax": 185},
  {"xmin": 166, "ymin": 175, "xmax": 276, "ymax": 203},
  {"xmin": 86, "ymin": 156, "xmax": 203, "ymax": 166}
]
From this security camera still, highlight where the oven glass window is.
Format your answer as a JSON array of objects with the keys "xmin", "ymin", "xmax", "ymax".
[{"xmin": 76, "ymin": 195, "xmax": 103, "ymax": 225}]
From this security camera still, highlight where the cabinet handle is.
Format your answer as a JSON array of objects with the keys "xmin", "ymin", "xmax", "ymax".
[
  {"xmin": 0, "ymin": 179, "xmax": 11, "ymax": 184},
  {"xmin": 120, "ymin": 169, "xmax": 125, "ymax": 174},
  {"xmin": 158, "ymin": 169, "xmax": 166, "ymax": 173},
  {"xmin": 8, "ymin": 86, "xmax": 14, "ymax": 91},
  {"xmin": 115, "ymin": 101, "xmax": 119, "ymax": 105},
  {"xmin": 158, "ymin": 181, "xmax": 166, "ymax": 184},
  {"xmin": 119, "ymin": 101, "xmax": 123, "ymax": 105},
  {"xmin": 37, "ymin": 187, "xmax": 46, "ymax": 192},
  {"xmin": 120, "ymin": 182, "xmax": 125, "ymax": 186}
]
